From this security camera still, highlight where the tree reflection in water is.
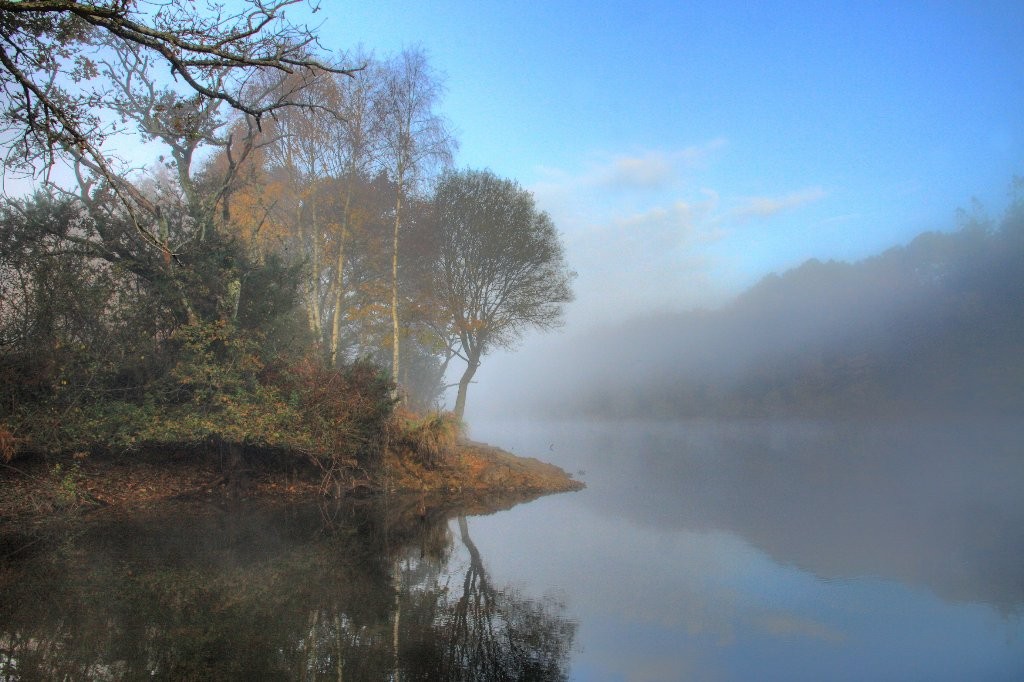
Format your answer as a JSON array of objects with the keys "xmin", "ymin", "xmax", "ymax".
[
  {"xmin": 0, "ymin": 497, "xmax": 576, "ymax": 680},
  {"xmin": 399, "ymin": 515, "xmax": 575, "ymax": 680}
]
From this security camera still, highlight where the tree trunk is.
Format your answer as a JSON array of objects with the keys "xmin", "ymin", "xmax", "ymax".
[
  {"xmin": 329, "ymin": 185, "xmax": 352, "ymax": 368},
  {"xmin": 391, "ymin": 190, "xmax": 403, "ymax": 390},
  {"xmin": 453, "ymin": 356, "xmax": 479, "ymax": 420},
  {"xmin": 298, "ymin": 200, "xmax": 322, "ymax": 339},
  {"xmin": 309, "ymin": 199, "xmax": 323, "ymax": 341},
  {"xmin": 392, "ymin": 558, "xmax": 402, "ymax": 681}
]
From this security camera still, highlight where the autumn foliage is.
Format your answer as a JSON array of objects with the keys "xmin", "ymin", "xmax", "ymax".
[
  {"xmin": 284, "ymin": 357, "xmax": 396, "ymax": 472},
  {"xmin": 0, "ymin": 33, "xmax": 572, "ymax": 497}
]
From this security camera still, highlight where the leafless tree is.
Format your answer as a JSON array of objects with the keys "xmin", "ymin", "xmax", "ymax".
[{"xmin": 0, "ymin": 0, "xmax": 357, "ymax": 257}]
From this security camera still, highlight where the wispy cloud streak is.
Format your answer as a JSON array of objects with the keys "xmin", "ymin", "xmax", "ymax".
[{"xmin": 730, "ymin": 187, "xmax": 827, "ymax": 223}]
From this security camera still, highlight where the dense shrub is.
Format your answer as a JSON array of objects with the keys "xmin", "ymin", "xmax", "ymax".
[{"xmin": 288, "ymin": 358, "xmax": 397, "ymax": 472}]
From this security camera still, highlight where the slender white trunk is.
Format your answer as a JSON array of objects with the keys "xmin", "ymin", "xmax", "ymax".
[
  {"xmin": 329, "ymin": 186, "xmax": 352, "ymax": 368},
  {"xmin": 309, "ymin": 200, "xmax": 323, "ymax": 340},
  {"xmin": 392, "ymin": 558, "xmax": 402, "ymax": 680},
  {"xmin": 391, "ymin": 190, "xmax": 403, "ymax": 389}
]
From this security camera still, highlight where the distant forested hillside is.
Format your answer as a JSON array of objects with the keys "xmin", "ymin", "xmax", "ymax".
[{"xmin": 560, "ymin": 185, "xmax": 1024, "ymax": 418}]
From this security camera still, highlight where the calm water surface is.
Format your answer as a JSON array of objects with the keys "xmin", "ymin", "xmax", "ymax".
[
  {"xmin": 2, "ymin": 418, "xmax": 1022, "ymax": 680},
  {"xmin": 467, "ymin": 418, "xmax": 1024, "ymax": 681}
]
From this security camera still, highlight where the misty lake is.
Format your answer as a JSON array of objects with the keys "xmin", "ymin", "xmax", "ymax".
[{"xmin": 2, "ymin": 418, "xmax": 1023, "ymax": 680}]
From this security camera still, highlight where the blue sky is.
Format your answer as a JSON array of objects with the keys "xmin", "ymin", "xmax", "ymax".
[
  {"xmin": 312, "ymin": 0, "xmax": 1023, "ymax": 324},
  {"xmin": 6, "ymin": 1, "xmax": 1018, "ymax": 330}
]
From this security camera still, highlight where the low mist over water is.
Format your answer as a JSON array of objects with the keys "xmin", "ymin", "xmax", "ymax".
[
  {"xmin": 2, "ymin": 418, "xmax": 1020, "ymax": 679},
  {"xmin": 467, "ymin": 417, "xmax": 1024, "ymax": 679}
]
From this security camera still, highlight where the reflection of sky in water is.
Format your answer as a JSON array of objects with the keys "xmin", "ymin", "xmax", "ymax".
[{"xmin": 467, "ymin": 419, "xmax": 1024, "ymax": 681}]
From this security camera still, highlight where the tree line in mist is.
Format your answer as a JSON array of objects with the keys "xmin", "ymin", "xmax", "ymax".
[{"xmin": 554, "ymin": 181, "xmax": 1024, "ymax": 419}]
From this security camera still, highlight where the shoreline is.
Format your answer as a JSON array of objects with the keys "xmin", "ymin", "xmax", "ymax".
[{"xmin": 0, "ymin": 440, "xmax": 583, "ymax": 531}]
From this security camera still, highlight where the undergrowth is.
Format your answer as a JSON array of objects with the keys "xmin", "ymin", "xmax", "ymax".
[
  {"xmin": 394, "ymin": 408, "xmax": 463, "ymax": 469},
  {"xmin": 1, "ymin": 320, "xmax": 469, "ymax": 497}
]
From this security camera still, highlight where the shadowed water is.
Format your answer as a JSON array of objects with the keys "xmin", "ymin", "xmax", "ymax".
[{"xmin": 0, "ymin": 497, "xmax": 576, "ymax": 680}]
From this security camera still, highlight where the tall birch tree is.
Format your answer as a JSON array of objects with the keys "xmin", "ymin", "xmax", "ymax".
[
  {"xmin": 325, "ymin": 50, "xmax": 383, "ymax": 367},
  {"xmin": 258, "ymin": 70, "xmax": 344, "ymax": 340},
  {"xmin": 379, "ymin": 48, "xmax": 454, "ymax": 389}
]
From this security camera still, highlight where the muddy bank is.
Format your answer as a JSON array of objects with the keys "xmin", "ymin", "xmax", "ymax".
[
  {"xmin": 0, "ymin": 439, "xmax": 583, "ymax": 531},
  {"xmin": 387, "ymin": 440, "xmax": 584, "ymax": 496}
]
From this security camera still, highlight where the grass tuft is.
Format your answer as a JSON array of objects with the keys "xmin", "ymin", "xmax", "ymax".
[{"xmin": 396, "ymin": 409, "xmax": 463, "ymax": 469}]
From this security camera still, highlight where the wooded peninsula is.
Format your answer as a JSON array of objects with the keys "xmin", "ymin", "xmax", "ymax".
[{"xmin": 0, "ymin": 1, "xmax": 579, "ymax": 526}]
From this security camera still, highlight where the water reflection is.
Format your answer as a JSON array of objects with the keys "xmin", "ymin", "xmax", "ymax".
[
  {"xmin": 622, "ymin": 419, "xmax": 1024, "ymax": 613},
  {"xmin": 475, "ymin": 418, "xmax": 1024, "ymax": 612},
  {"xmin": 466, "ymin": 418, "xmax": 1024, "ymax": 680},
  {"xmin": 0, "ymin": 495, "xmax": 576, "ymax": 680}
]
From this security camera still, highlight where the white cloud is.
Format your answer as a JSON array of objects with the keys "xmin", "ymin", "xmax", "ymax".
[
  {"xmin": 603, "ymin": 151, "xmax": 675, "ymax": 189},
  {"xmin": 731, "ymin": 187, "xmax": 827, "ymax": 223},
  {"xmin": 525, "ymin": 144, "xmax": 831, "ymax": 324},
  {"xmin": 592, "ymin": 139, "xmax": 728, "ymax": 191},
  {"xmin": 531, "ymin": 138, "xmax": 728, "ymax": 198},
  {"xmin": 614, "ymin": 190, "xmax": 721, "ymax": 246},
  {"xmin": 817, "ymin": 212, "xmax": 859, "ymax": 226},
  {"xmin": 616, "ymin": 203, "xmax": 685, "ymax": 234}
]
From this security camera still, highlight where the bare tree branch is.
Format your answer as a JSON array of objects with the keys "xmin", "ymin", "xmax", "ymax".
[{"xmin": 0, "ymin": 0, "xmax": 357, "ymax": 254}]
